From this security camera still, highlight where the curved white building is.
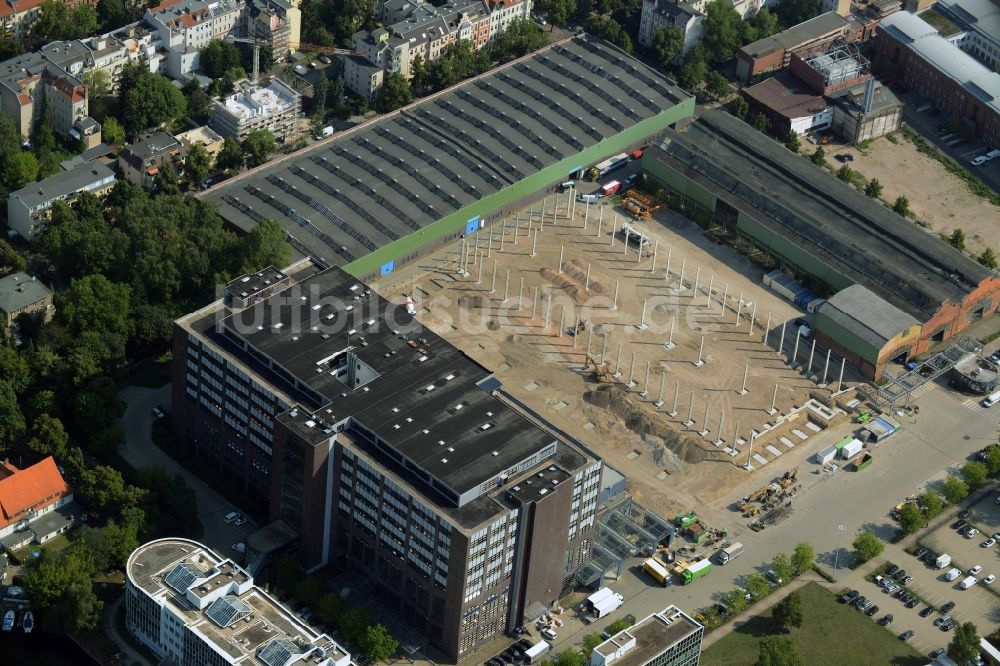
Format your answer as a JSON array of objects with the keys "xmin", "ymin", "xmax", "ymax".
[{"xmin": 126, "ymin": 538, "xmax": 351, "ymax": 666}]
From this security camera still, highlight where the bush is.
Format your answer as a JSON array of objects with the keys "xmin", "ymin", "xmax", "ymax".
[{"xmin": 852, "ymin": 531, "xmax": 883, "ymax": 564}]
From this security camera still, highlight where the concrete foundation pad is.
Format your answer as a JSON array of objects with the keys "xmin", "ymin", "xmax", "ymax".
[{"xmin": 753, "ymin": 453, "xmax": 769, "ymax": 465}]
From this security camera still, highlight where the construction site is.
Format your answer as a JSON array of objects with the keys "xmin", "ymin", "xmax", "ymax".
[{"xmin": 374, "ymin": 183, "xmax": 860, "ymax": 521}]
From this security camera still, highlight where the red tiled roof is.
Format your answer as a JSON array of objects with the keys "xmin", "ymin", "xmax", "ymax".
[
  {"xmin": 0, "ymin": 457, "xmax": 70, "ymax": 530},
  {"xmin": 0, "ymin": 0, "xmax": 46, "ymax": 18}
]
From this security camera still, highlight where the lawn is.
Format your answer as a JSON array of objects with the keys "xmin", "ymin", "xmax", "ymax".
[{"xmin": 701, "ymin": 583, "xmax": 926, "ymax": 666}]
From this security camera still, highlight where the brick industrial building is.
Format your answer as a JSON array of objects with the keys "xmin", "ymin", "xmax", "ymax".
[
  {"xmin": 874, "ymin": 10, "xmax": 1000, "ymax": 149},
  {"xmin": 641, "ymin": 110, "xmax": 999, "ymax": 379},
  {"xmin": 172, "ymin": 262, "xmax": 603, "ymax": 661}
]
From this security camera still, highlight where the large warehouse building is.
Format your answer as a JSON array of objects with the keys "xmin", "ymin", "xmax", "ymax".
[
  {"xmin": 203, "ymin": 35, "xmax": 693, "ymax": 280},
  {"xmin": 641, "ymin": 110, "xmax": 1000, "ymax": 379},
  {"xmin": 173, "ymin": 261, "xmax": 603, "ymax": 662}
]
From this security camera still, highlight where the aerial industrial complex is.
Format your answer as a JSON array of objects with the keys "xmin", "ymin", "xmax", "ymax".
[
  {"xmin": 205, "ymin": 35, "xmax": 694, "ymax": 278},
  {"xmin": 173, "ymin": 262, "xmax": 603, "ymax": 661},
  {"xmin": 641, "ymin": 110, "xmax": 1000, "ymax": 378}
]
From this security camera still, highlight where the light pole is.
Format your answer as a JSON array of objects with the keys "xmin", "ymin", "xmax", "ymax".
[{"xmin": 834, "ymin": 524, "xmax": 849, "ymax": 573}]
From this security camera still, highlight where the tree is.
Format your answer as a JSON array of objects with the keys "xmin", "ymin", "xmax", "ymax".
[
  {"xmin": 154, "ymin": 161, "xmax": 180, "ymax": 195},
  {"xmin": 864, "ymin": 178, "xmax": 883, "ymax": 198},
  {"xmin": 241, "ymin": 129, "xmax": 276, "ymax": 168},
  {"xmin": 0, "ymin": 382, "xmax": 26, "ymax": 456},
  {"xmin": 791, "ymin": 542, "xmax": 814, "ymax": 575},
  {"xmin": 898, "ymin": 502, "xmax": 924, "ymax": 534},
  {"xmin": 100, "ymin": 116, "xmax": 125, "ymax": 146},
  {"xmin": 340, "ymin": 607, "xmax": 371, "ymax": 644},
  {"xmin": 184, "ymin": 143, "xmax": 212, "ymax": 186},
  {"xmin": 315, "ymin": 593, "xmax": 344, "ymax": 626},
  {"xmin": 961, "ymin": 461, "xmax": 988, "ymax": 490},
  {"xmin": 490, "ymin": 18, "xmax": 548, "ymax": 62},
  {"xmin": 748, "ymin": 8, "xmax": 781, "ymax": 39},
  {"xmin": 240, "ymin": 218, "xmax": 289, "ymax": 273},
  {"xmin": 941, "ymin": 475, "xmax": 968, "ymax": 504},
  {"xmin": 836, "ymin": 164, "xmax": 853, "ymax": 182},
  {"xmin": 606, "ymin": 618, "xmax": 633, "ymax": 633},
  {"xmin": 948, "ymin": 228, "xmax": 966, "ymax": 251},
  {"xmin": 771, "ymin": 553, "xmax": 793, "ymax": 584},
  {"xmin": 361, "ymin": 624, "xmax": 398, "ymax": 663},
  {"xmin": 28, "ymin": 414, "xmax": 69, "ymax": 460},
  {"xmin": 728, "ymin": 96, "xmax": 748, "ymax": 120},
  {"xmin": 0, "ymin": 37, "xmax": 23, "ymax": 61},
  {"xmin": 534, "ymin": 0, "xmax": 576, "ymax": 27},
  {"xmin": 4, "ymin": 151, "xmax": 39, "ymax": 191},
  {"xmin": 921, "ymin": 491, "xmax": 945, "ymax": 519},
  {"xmin": 852, "ymin": 531, "xmax": 883, "ymax": 563},
  {"xmin": 313, "ymin": 74, "xmax": 330, "ymax": 113},
  {"xmin": 56, "ymin": 275, "xmax": 134, "ymax": 370},
  {"xmin": 119, "ymin": 64, "xmax": 187, "ymax": 135},
  {"xmin": 891, "ymin": 195, "xmax": 910, "ymax": 217},
  {"xmin": 409, "ymin": 56, "xmax": 427, "ymax": 97},
  {"xmin": 183, "ymin": 78, "xmax": 213, "ymax": 123},
  {"xmin": 752, "ymin": 112, "xmax": 769, "ymax": 133},
  {"xmin": 721, "ymin": 588, "xmax": 749, "ymax": 614},
  {"xmin": 745, "ymin": 572, "xmax": 770, "ymax": 600},
  {"xmin": 216, "ymin": 137, "xmax": 244, "ymax": 172},
  {"xmin": 581, "ymin": 634, "xmax": 603, "ymax": 659},
  {"xmin": 772, "ymin": 591, "xmax": 803, "ymax": 631},
  {"xmin": 78, "ymin": 464, "xmax": 130, "ymax": 515},
  {"xmin": 948, "ymin": 622, "xmax": 980, "ymax": 665},
  {"xmin": 556, "ymin": 650, "xmax": 584, "ymax": 666},
  {"xmin": 705, "ymin": 70, "xmax": 731, "ymax": 98},
  {"xmin": 199, "ymin": 39, "xmax": 242, "ymax": 78},
  {"xmin": 24, "ymin": 548, "xmax": 102, "ymax": 635},
  {"xmin": 679, "ymin": 49, "xmax": 707, "ymax": 89},
  {"xmin": 699, "ymin": 0, "xmax": 746, "ymax": 64},
  {"xmin": 375, "ymin": 73, "xmax": 413, "ymax": 113},
  {"xmin": 982, "ymin": 444, "xmax": 1000, "ymax": 476},
  {"xmin": 0, "ymin": 238, "xmax": 26, "ymax": 273},
  {"xmin": 810, "ymin": 146, "xmax": 826, "ymax": 166},
  {"xmin": 774, "ymin": 0, "xmax": 820, "ymax": 27},
  {"xmin": 784, "ymin": 130, "xmax": 800, "ymax": 153},
  {"xmin": 72, "ymin": 3, "xmax": 99, "ymax": 37},
  {"xmin": 652, "ymin": 26, "xmax": 684, "ymax": 66},
  {"xmin": 30, "ymin": 0, "xmax": 73, "ymax": 42},
  {"xmin": 755, "ymin": 636, "xmax": 803, "ymax": 666},
  {"xmin": 136, "ymin": 466, "xmax": 203, "ymax": 538},
  {"xmin": 294, "ymin": 576, "xmax": 327, "ymax": 607},
  {"xmin": 584, "ymin": 16, "xmax": 633, "ymax": 54},
  {"xmin": 977, "ymin": 247, "xmax": 998, "ymax": 269}
]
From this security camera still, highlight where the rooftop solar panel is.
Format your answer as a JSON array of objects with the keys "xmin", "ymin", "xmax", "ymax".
[
  {"xmin": 258, "ymin": 638, "xmax": 301, "ymax": 666},
  {"xmin": 164, "ymin": 563, "xmax": 199, "ymax": 594},
  {"xmin": 205, "ymin": 594, "xmax": 252, "ymax": 627}
]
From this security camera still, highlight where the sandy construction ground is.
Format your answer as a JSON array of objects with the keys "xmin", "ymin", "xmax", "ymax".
[
  {"xmin": 833, "ymin": 136, "xmax": 999, "ymax": 257},
  {"xmin": 376, "ymin": 199, "xmax": 854, "ymax": 519}
]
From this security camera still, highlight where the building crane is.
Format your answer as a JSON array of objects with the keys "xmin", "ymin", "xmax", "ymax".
[{"xmin": 225, "ymin": 35, "xmax": 270, "ymax": 86}]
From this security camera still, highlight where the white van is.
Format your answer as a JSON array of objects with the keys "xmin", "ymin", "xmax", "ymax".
[
  {"xmin": 960, "ymin": 575, "xmax": 978, "ymax": 590},
  {"xmin": 982, "ymin": 391, "xmax": 1000, "ymax": 408},
  {"xmin": 944, "ymin": 567, "xmax": 962, "ymax": 582},
  {"xmin": 578, "ymin": 193, "xmax": 599, "ymax": 204}
]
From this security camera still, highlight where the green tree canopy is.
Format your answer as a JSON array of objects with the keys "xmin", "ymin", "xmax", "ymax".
[
  {"xmin": 24, "ymin": 548, "xmax": 102, "ymax": 634},
  {"xmin": 216, "ymin": 137, "xmax": 244, "ymax": 173},
  {"xmin": 921, "ymin": 491, "xmax": 945, "ymax": 518},
  {"xmin": 534, "ymin": 0, "xmax": 577, "ymax": 27},
  {"xmin": 810, "ymin": 145, "xmax": 826, "ymax": 166},
  {"xmin": 241, "ymin": 129, "xmax": 276, "ymax": 168},
  {"xmin": 784, "ymin": 130, "xmax": 800, "ymax": 153},
  {"xmin": 728, "ymin": 96, "xmax": 748, "ymax": 120},
  {"xmin": 745, "ymin": 572, "xmax": 770, "ymax": 600},
  {"xmin": 891, "ymin": 195, "xmax": 910, "ymax": 217},
  {"xmin": 0, "ymin": 238, "xmax": 26, "ymax": 273},
  {"xmin": 491, "ymin": 18, "xmax": 548, "ymax": 62},
  {"xmin": 948, "ymin": 622, "xmax": 980, "ymax": 664},
  {"xmin": 584, "ymin": 16, "xmax": 633, "ymax": 53},
  {"xmin": 240, "ymin": 218, "xmax": 289, "ymax": 273},
  {"xmin": 774, "ymin": 0, "xmax": 820, "ymax": 27},
  {"xmin": 948, "ymin": 228, "xmax": 966, "ymax": 251},
  {"xmin": 27, "ymin": 413, "xmax": 68, "ymax": 460},
  {"xmin": 864, "ymin": 178, "xmax": 883, "ymax": 198},
  {"xmin": 705, "ymin": 70, "xmax": 731, "ymax": 98},
  {"xmin": 748, "ymin": 8, "xmax": 781, "ymax": 38},
  {"xmin": 0, "ymin": 381, "xmax": 25, "ymax": 456},
  {"xmin": 852, "ymin": 531, "xmax": 883, "ymax": 563},
  {"xmin": 200, "ymin": 39, "xmax": 242, "ymax": 78},
  {"xmin": 101, "ymin": 116, "xmax": 125, "ymax": 146},
  {"xmin": 755, "ymin": 636, "xmax": 803, "ymax": 666},
  {"xmin": 556, "ymin": 649, "xmax": 584, "ymax": 666},
  {"xmin": 581, "ymin": 634, "xmax": 603, "ymax": 659},
  {"xmin": 772, "ymin": 591, "xmax": 803, "ymax": 631},
  {"xmin": 340, "ymin": 607, "xmax": 371, "ymax": 644},
  {"xmin": 961, "ymin": 461, "xmax": 987, "ymax": 490},
  {"xmin": 898, "ymin": 502, "xmax": 924, "ymax": 534},
  {"xmin": 979, "ymin": 248, "xmax": 999, "ymax": 269},
  {"xmin": 791, "ymin": 542, "xmax": 814, "ymax": 574},
  {"xmin": 136, "ymin": 465, "xmax": 203, "ymax": 538},
  {"xmin": 771, "ymin": 552, "xmax": 794, "ymax": 584},
  {"xmin": 941, "ymin": 475, "xmax": 969, "ymax": 504},
  {"xmin": 699, "ymin": 0, "xmax": 748, "ymax": 64},
  {"xmin": 836, "ymin": 164, "xmax": 853, "ymax": 182},
  {"xmin": 119, "ymin": 64, "xmax": 187, "ymax": 135},
  {"xmin": 375, "ymin": 73, "xmax": 413, "ymax": 113},
  {"xmin": 4, "ymin": 151, "xmax": 39, "ymax": 191},
  {"xmin": 184, "ymin": 142, "xmax": 212, "ymax": 186},
  {"xmin": 982, "ymin": 443, "xmax": 1000, "ymax": 475},
  {"xmin": 652, "ymin": 26, "xmax": 684, "ymax": 66},
  {"xmin": 679, "ymin": 49, "xmax": 707, "ymax": 89},
  {"xmin": 361, "ymin": 624, "xmax": 399, "ymax": 663}
]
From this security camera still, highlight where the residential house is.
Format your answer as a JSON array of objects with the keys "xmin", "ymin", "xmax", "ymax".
[
  {"xmin": 0, "ymin": 457, "xmax": 77, "ymax": 553},
  {"xmin": 0, "ymin": 272, "xmax": 53, "ymax": 330},
  {"xmin": 7, "ymin": 161, "xmax": 116, "ymax": 240},
  {"xmin": 144, "ymin": 0, "xmax": 242, "ymax": 78},
  {"xmin": 118, "ymin": 131, "xmax": 185, "ymax": 189},
  {"xmin": 638, "ymin": 0, "xmax": 704, "ymax": 62}
]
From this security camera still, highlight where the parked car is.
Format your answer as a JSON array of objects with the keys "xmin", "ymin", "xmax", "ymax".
[
  {"xmin": 953, "ymin": 519, "xmax": 967, "ymax": 530},
  {"xmin": 151, "ymin": 406, "xmax": 164, "ymax": 419},
  {"xmin": 941, "ymin": 601, "xmax": 955, "ymax": 613},
  {"xmin": 914, "ymin": 547, "xmax": 928, "ymax": 558},
  {"xmin": 846, "ymin": 589, "xmax": 860, "ymax": 601},
  {"xmin": 982, "ymin": 538, "xmax": 996, "ymax": 548},
  {"xmin": 902, "ymin": 576, "xmax": 913, "ymax": 585},
  {"xmin": 966, "ymin": 528, "xmax": 980, "ymax": 539},
  {"xmin": 232, "ymin": 542, "xmax": 246, "ymax": 553},
  {"xmin": 984, "ymin": 575, "xmax": 996, "ymax": 585},
  {"xmin": 886, "ymin": 564, "xmax": 899, "ymax": 576},
  {"xmin": 319, "ymin": 55, "xmax": 332, "ymax": 64},
  {"xmin": 877, "ymin": 614, "xmax": 893, "ymax": 626},
  {"xmin": 934, "ymin": 617, "xmax": 948, "ymax": 627},
  {"xmin": 884, "ymin": 583, "xmax": 899, "ymax": 594},
  {"xmin": 959, "ymin": 510, "xmax": 972, "ymax": 519},
  {"xmin": 900, "ymin": 630, "xmax": 914, "ymax": 641},
  {"xmin": 970, "ymin": 565, "xmax": 983, "ymax": 576},
  {"xmin": 905, "ymin": 598, "xmax": 918, "ymax": 609},
  {"xmin": 224, "ymin": 511, "xmax": 241, "ymax": 524},
  {"xmin": 234, "ymin": 515, "xmax": 248, "ymax": 526},
  {"xmin": 920, "ymin": 606, "xmax": 935, "ymax": 618},
  {"xmin": 865, "ymin": 605, "xmax": 879, "ymax": 616},
  {"xmin": 971, "ymin": 155, "xmax": 988, "ymax": 166},
  {"xmin": 541, "ymin": 628, "xmax": 557, "ymax": 640},
  {"xmin": 892, "ymin": 569, "xmax": 907, "ymax": 581},
  {"xmin": 930, "ymin": 648, "xmax": 945, "ymax": 659}
]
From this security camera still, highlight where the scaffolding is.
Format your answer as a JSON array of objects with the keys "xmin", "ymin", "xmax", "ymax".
[
  {"xmin": 803, "ymin": 43, "xmax": 869, "ymax": 88},
  {"xmin": 870, "ymin": 335, "xmax": 982, "ymax": 411},
  {"xmin": 575, "ymin": 495, "xmax": 674, "ymax": 588}
]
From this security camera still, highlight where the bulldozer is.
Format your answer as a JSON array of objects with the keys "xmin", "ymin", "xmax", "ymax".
[
  {"xmin": 584, "ymin": 355, "xmax": 612, "ymax": 383},
  {"xmin": 568, "ymin": 319, "xmax": 587, "ymax": 336},
  {"xmin": 778, "ymin": 467, "xmax": 798, "ymax": 489}
]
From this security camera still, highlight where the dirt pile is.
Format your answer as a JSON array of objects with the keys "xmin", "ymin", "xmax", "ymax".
[
  {"xmin": 583, "ymin": 384, "xmax": 707, "ymax": 464},
  {"xmin": 561, "ymin": 259, "xmax": 607, "ymax": 295},
  {"xmin": 539, "ymin": 267, "xmax": 590, "ymax": 303}
]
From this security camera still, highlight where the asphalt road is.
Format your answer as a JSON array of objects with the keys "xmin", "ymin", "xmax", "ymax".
[{"xmin": 118, "ymin": 385, "xmax": 256, "ymax": 555}]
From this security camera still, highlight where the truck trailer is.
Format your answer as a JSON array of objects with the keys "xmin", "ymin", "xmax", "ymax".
[
  {"xmin": 586, "ymin": 587, "xmax": 624, "ymax": 618},
  {"xmin": 643, "ymin": 557, "xmax": 670, "ymax": 585},
  {"xmin": 681, "ymin": 559, "xmax": 712, "ymax": 584},
  {"xmin": 717, "ymin": 542, "xmax": 744, "ymax": 565},
  {"xmin": 592, "ymin": 153, "xmax": 629, "ymax": 178},
  {"xmin": 600, "ymin": 180, "xmax": 621, "ymax": 197}
]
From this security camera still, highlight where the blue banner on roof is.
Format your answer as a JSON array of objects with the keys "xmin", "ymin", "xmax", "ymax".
[
  {"xmin": 380, "ymin": 260, "xmax": 395, "ymax": 276},
  {"xmin": 465, "ymin": 216, "xmax": 481, "ymax": 234}
]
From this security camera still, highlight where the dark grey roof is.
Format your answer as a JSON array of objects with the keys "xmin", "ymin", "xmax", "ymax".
[
  {"xmin": 9, "ymin": 162, "xmax": 116, "ymax": 209},
  {"xmin": 819, "ymin": 284, "xmax": 920, "ymax": 349},
  {"xmin": 121, "ymin": 131, "xmax": 181, "ymax": 161},
  {"xmin": 0, "ymin": 272, "xmax": 53, "ymax": 315},
  {"xmin": 646, "ymin": 110, "xmax": 993, "ymax": 320},
  {"xmin": 827, "ymin": 80, "xmax": 902, "ymax": 116},
  {"xmin": 740, "ymin": 11, "xmax": 848, "ymax": 57},
  {"xmin": 203, "ymin": 35, "xmax": 688, "ymax": 264}
]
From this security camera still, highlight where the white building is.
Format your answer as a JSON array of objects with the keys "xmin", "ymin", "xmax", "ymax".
[
  {"xmin": 144, "ymin": 0, "xmax": 243, "ymax": 78},
  {"xmin": 637, "ymin": 0, "xmax": 703, "ymax": 62},
  {"xmin": 590, "ymin": 606, "xmax": 704, "ymax": 666},
  {"xmin": 934, "ymin": 0, "xmax": 1000, "ymax": 68},
  {"xmin": 126, "ymin": 538, "xmax": 353, "ymax": 666},
  {"xmin": 209, "ymin": 77, "xmax": 301, "ymax": 141},
  {"xmin": 7, "ymin": 162, "xmax": 116, "ymax": 240}
]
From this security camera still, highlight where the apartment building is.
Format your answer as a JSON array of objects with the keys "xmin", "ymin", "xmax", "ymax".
[
  {"xmin": 0, "ymin": 51, "xmax": 92, "ymax": 138},
  {"xmin": 144, "ymin": 0, "xmax": 242, "ymax": 78},
  {"xmin": 0, "ymin": 0, "xmax": 45, "ymax": 43},
  {"xmin": 637, "ymin": 0, "xmax": 703, "ymax": 63},
  {"xmin": 126, "ymin": 538, "xmax": 353, "ymax": 666},
  {"xmin": 0, "ymin": 272, "xmax": 53, "ymax": 329},
  {"xmin": 345, "ymin": 0, "xmax": 530, "ymax": 100},
  {"xmin": 171, "ymin": 263, "xmax": 603, "ymax": 661},
  {"xmin": 875, "ymin": 10, "xmax": 1000, "ymax": 148},
  {"xmin": 7, "ymin": 162, "xmax": 115, "ymax": 240},
  {"xmin": 209, "ymin": 77, "xmax": 301, "ymax": 141},
  {"xmin": 244, "ymin": 0, "xmax": 302, "ymax": 55},
  {"xmin": 118, "ymin": 131, "xmax": 185, "ymax": 189},
  {"xmin": 590, "ymin": 606, "xmax": 704, "ymax": 666}
]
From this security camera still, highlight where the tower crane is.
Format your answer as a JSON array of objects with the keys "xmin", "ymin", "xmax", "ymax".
[{"xmin": 225, "ymin": 35, "xmax": 270, "ymax": 86}]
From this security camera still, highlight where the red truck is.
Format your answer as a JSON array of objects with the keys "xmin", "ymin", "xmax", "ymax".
[{"xmin": 601, "ymin": 180, "xmax": 621, "ymax": 196}]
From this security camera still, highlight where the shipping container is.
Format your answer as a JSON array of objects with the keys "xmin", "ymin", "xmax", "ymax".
[
  {"xmin": 643, "ymin": 557, "xmax": 670, "ymax": 584},
  {"xmin": 840, "ymin": 438, "xmax": 863, "ymax": 459},
  {"xmin": 794, "ymin": 290, "xmax": 816, "ymax": 308},
  {"xmin": 763, "ymin": 269, "xmax": 784, "ymax": 287},
  {"xmin": 681, "ymin": 559, "xmax": 712, "ymax": 584},
  {"xmin": 833, "ymin": 436, "xmax": 853, "ymax": 451},
  {"xmin": 815, "ymin": 445, "xmax": 837, "ymax": 464}
]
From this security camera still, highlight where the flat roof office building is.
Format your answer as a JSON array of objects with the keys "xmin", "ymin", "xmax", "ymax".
[
  {"xmin": 172, "ymin": 262, "xmax": 602, "ymax": 661},
  {"xmin": 590, "ymin": 606, "xmax": 703, "ymax": 666}
]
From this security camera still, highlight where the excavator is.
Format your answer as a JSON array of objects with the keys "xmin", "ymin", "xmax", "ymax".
[
  {"xmin": 778, "ymin": 467, "xmax": 798, "ymax": 489},
  {"xmin": 584, "ymin": 355, "xmax": 612, "ymax": 383}
]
